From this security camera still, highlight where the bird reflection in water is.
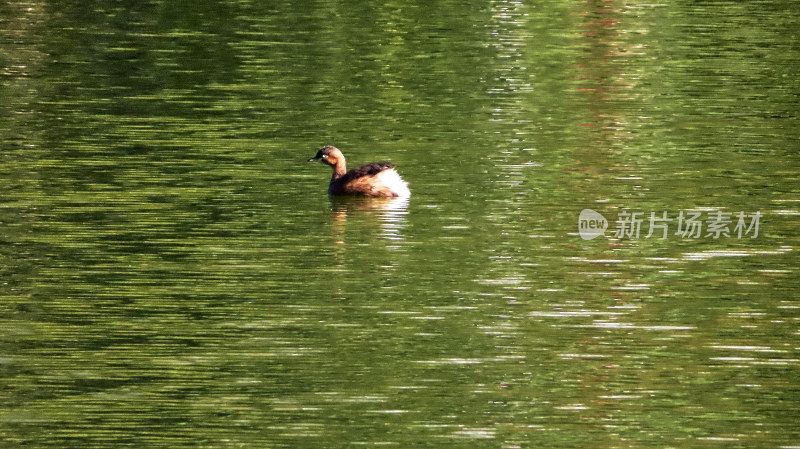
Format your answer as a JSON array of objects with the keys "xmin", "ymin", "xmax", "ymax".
[{"xmin": 329, "ymin": 195, "xmax": 410, "ymax": 248}]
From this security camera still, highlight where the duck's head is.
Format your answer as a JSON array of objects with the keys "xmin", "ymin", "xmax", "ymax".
[{"xmin": 308, "ymin": 145, "xmax": 343, "ymax": 167}]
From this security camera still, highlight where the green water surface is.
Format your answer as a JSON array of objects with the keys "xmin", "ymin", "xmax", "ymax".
[{"xmin": 2, "ymin": 1, "xmax": 799, "ymax": 448}]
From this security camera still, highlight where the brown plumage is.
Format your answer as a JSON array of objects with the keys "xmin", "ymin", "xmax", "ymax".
[{"xmin": 308, "ymin": 146, "xmax": 410, "ymax": 197}]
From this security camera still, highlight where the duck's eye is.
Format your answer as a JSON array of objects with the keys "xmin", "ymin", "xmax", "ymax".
[{"xmin": 322, "ymin": 154, "xmax": 328, "ymax": 158}]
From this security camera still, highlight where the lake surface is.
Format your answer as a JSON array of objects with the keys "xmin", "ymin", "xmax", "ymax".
[{"xmin": 2, "ymin": 1, "xmax": 800, "ymax": 447}]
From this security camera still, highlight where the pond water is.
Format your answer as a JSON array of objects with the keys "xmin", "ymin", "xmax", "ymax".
[{"xmin": 2, "ymin": 1, "xmax": 800, "ymax": 448}]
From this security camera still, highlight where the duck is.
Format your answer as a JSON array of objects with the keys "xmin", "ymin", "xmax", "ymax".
[{"xmin": 308, "ymin": 146, "xmax": 410, "ymax": 197}]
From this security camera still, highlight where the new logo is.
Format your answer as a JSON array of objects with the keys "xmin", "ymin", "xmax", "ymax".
[{"xmin": 578, "ymin": 209, "xmax": 608, "ymax": 240}]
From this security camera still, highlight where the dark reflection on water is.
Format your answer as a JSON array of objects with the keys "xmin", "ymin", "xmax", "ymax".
[{"xmin": 2, "ymin": 0, "xmax": 800, "ymax": 447}]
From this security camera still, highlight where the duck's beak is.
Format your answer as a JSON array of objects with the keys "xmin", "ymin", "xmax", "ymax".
[{"xmin": 308, "ymin": 156, "xmax": 320, "ymax": 163}]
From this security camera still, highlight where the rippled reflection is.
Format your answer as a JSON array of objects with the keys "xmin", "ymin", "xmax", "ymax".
[
  {"xmin": 2, "ymin": 0, "xmax": 799, "ymax": 447},
  {"xmin": 329, "ymin": 195, "xmax": 409, "ymax": 243}
]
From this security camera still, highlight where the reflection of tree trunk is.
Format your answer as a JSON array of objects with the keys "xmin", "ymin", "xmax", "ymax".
[{"xmin": 2, "ymin": 2, "xmax": 47, "ymax": 131}]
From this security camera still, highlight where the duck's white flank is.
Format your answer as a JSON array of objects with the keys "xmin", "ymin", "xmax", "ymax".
[{"xmin": 376, "ymin": 169, "xmax": 411, "ymax": 197}]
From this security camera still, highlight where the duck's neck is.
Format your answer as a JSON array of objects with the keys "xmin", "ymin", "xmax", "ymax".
[{"xmin": 331, "ymin": 161, "xmax": 346, "ymax": 181}]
